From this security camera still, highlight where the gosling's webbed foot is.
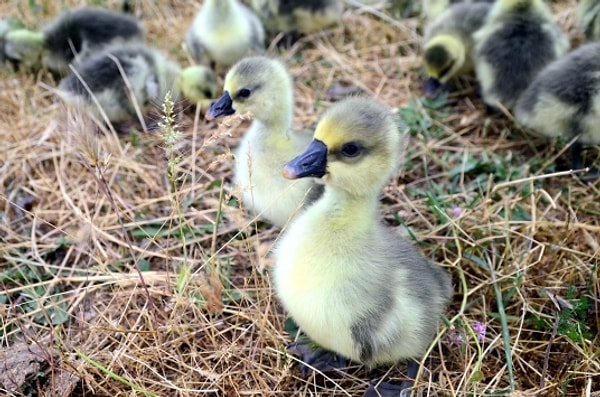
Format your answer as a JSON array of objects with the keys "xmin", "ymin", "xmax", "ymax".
[
  {"xmin": 287, "ymin": 340, "xmax": 348, "ymax": 377},
  {"xmin": 363, "ymin": 359, "xmax": 419, "ymax": 397},
  {"xmin": 364, "ymin": 380, "xmax": 412, "ymax": 397}
]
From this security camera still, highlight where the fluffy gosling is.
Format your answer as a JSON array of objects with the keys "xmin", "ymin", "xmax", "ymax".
[
  {"xmin": 4, "ymin": 7, "xmax": 143, "ymax": 75},
  {"xmin": 472, "ymin": 0, "xmax": 569, "ymax": 111},
  {"xmin": 274, "ymin": 97, "xmax": 452, "ymax": 395},
  {"xmin": 422, "ymin": 2, "xmax": 492, "ymax": 94},
  {"xmin": 57, "ymin": 44, "xmax": 215, "ymax": 128},
  {"xmin": 176, "ymin": 65, "xmax": 218, "ymax": 109},
  {"xmin": 185, "ymin": 0, "xmax": 265, "ymax": 67},
  {"xmin": 515, "ymin": 42, "xmax": 600, "ymax": 173},
  {"xmin": 250, "ymin": 0, "xmax": 343, "ymax": 39},
  {"xmin": 206, "ymin": 56, "xmax": 322, "ymax": 228}
]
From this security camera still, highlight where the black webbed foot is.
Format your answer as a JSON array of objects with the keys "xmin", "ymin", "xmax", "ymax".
[
  {"xmin": 362, "ymin": 359, "xmax": 419, "ymax": 397},
  {"xmin": 570, "ymin": 140, "xmax": 583, "ymax": 171},
  {"xmin": 568, "ymin": 141, "xmax": 600, "ymax": 182},
  {"xmin": 287, "ymin": 340, "xmax": 348, "ymax": 377},
  {"xmin": 364, "ymin": 380, "xmax": 409, "ymax": 397}
]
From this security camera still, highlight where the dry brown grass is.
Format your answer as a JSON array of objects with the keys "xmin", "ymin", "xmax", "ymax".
[{"xmin": 1, "ymin": 0, "xmax": 599, "ymax": 396}]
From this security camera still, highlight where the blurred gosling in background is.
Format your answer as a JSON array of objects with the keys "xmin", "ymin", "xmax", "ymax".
[
  {"xmin": 422, "ymin": 1, "xmax": 492, "ymax": 95},
  {"xmin": 175, "ymin": 65, "xmax": 219, "ymax": 110},
  {"xmin": 0, "ymin": 18, "xmax": 25, "ymax": 67},
  {"xmin": 206, "ymin": 56, "xmax": 322, "ymax": 228},
  {"xmin": 250, "ymin": 0, "xmax": 343, "ymax": 43},
  {"xmin": 57, "ymin": 44, "xmax": 216, "ymax": 129},
  {"xmin": 472, "ymin": 0, "xmax": 569, "ymax": 111},
  {"xmin": 185, "ymin": 0, "xmax": 265, "ymax": 67},
  {"xmin": 515, "ymin": 42, "xmax": 600, "ymax": 175},
  {"xmin": 4, "ymin": 7, "xmax": 143, "ymax": 75}
]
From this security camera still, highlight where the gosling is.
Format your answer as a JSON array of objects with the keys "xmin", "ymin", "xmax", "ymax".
[
  {"xmin": 274, "ymin": 97, "xmax": 452, "ymax": 394},
  {"xmin": 57, "ymin": 44, "xmax": 216, "ymax": 128},
  {"xmin": 185, "ymin": 0, "xmax": 265, "ymax": 67},
  {"xmin": 514, "ymin": 42, "xmax": 600, "ymax": 174},
  {"xmin": 250, "ymin": 0, "xmax": 343, "ymax": 42},
  {"xmin": 422, "ymin": 2, "xmax": 492, "ymax": 95},
  {"xmin": 4, "ymin": 6, "xmax": 143, "ymax": 75},
  {"xmin": 472, "ymin": 0, "xmax": 569, "ymax": 111},
  {"xmin": 206, "ymin": 56, "xmax": 322, "ymax": 228}
]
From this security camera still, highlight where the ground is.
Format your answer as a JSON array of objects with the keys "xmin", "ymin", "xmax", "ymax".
[{"xmin": 0, "ymin": 0, "xmax": 598, "ymax": 396}]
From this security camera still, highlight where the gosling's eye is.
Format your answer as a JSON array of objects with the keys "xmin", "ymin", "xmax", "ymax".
[
  {"xmin": 203, "ymin": 89, "xmax": 213, "ymax": 98},
  {"xmin": 341, "ymin": 142, "xmax": 362, "ymax": 158},
  {"xmin": 438, "ymin": 61, "xmax": 454, "ymax": 80},
  {"xmin": 237, "ymin": 88, "xmax": 251, "ymax": 99}
]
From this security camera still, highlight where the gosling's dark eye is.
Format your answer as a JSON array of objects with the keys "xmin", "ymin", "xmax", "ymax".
[
  {"xmin": 203, "ymin": 89, "xmax": 213, "ymax": 98},
  {"xmin": 341, "ymin": 142, "xmax": 362, "ymax": 158},
  {"xmin": 438, "ymin": 61, "xmax": 454, "ymax": 80},
  {"xmin": 237, "ymin": 88, "xmax": 251, "ymax": 99}
]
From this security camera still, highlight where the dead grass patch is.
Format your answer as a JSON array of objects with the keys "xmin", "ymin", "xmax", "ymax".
[{"xmin": 1, "ymin": 0, "xmax": 598, "ymax": 396}]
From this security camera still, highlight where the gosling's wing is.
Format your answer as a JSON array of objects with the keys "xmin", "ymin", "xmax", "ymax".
[{"xmin": 473, "ymin": 7, "xmax": 568, "ymax": 108}]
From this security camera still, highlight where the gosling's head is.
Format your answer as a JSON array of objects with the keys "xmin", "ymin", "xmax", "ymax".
[
  {"xmin": 205, "ymin": 56, "xmax": 293, "ymax": 122},
  {"xmin": 423, "ymin": 34, "xmax": 465, "ymax": 84},
  {"xmin": 177, "ymin": 65, "xmax": 218, "ymax": 103},
  {"xmin": 283, "ymin": 97, "xmax": 401, "ymax": 197},
  {"xmin": 4, "ymin": 29, "xmax": 45, "ymax": 66}
]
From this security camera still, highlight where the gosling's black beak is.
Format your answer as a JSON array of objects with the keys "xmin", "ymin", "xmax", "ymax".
[
  {"xmin": 282, "ymin": 139, "xmax": 328, "ymax": 180},
  {"xmin": 206, "ymin": 91, "xmax": 235, "ymax": 120}
]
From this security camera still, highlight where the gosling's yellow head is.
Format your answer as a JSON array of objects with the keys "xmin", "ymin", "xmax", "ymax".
[
  {"xmin": 4, "ymin": 29, "xmax": 45, "ymax": 66},
  {"xmin": 177, "ymin": 65, "xmax": 218, "ymax": 103},
  {"xmin": 206, "ymin": 56, "xmax": 293, "ymax": 122},
  {"xmin": 283, "ymin": 97, "xmax": 401, "ymax": 197},
  {"xmin": 423, "ymin": 34, "xmax": 465, "ymax": 83}
]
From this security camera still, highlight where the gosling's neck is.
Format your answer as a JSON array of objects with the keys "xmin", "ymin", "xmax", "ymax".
[
  {"xmin": 314, "ymin": 186, "xmax": 381, "ymax": 229},
  {"xmin": 250, "ymin": 100, "xmax": 293, "ymax": 142},
  {"xmin": 205, "ymin": 0, "xmax": 234, "ymax": 15}
]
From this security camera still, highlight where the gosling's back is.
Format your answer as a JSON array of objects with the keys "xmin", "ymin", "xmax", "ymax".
[
  {"xmin": 515, "ymin": 42, "xmax": 600, "ymax": 146},
  {"xmin": 58, "ymin": 44, "xmax": 180, "ymax": 123},
  {"xmin": 473, "ymin": 0, "xmax": 569, "ymax": 109},
  {"xmin": 251, "ymin": 0, "xmax": 343, "ymax": 34},
  {"xmin": 44, "ymin": 7, "xmax": 143, "ymax": 74}
]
